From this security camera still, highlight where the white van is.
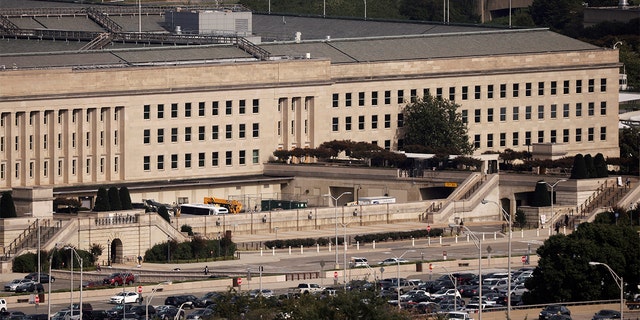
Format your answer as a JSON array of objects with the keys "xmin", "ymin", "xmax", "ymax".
[{"xmin": 349, "ymin": 257, "xmax": 369, "ymax": 268}]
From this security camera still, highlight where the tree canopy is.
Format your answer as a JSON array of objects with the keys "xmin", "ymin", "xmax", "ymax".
[
  {"xmin": 402, "ymin": 94, "xmax": 474, "ymax": 155},
  {"xmin": 93, "ymin": 187, "xmax": 110, "ymax": 212}
]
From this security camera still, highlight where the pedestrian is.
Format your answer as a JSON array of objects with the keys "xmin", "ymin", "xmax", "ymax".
[
  {"xmin": 564, "ymin": 214, "xmax": 569, "ymax": 227},
  {"xmin": 555, "ymin": 222, "xmax": 560, "ymax": 234},
  {"xmin": 626, "ymin": 177, "xmax": 631, "ymax": 188},
  {"xmin": 204, "ymin": 266, "xmax": 209, "ymax": 275}
]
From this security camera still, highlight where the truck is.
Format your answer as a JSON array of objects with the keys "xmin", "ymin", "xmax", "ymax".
[
  {"xmin": 356, "ymin": 196, "xmax": 396, "ymax": 205},
  {"xmin": 293, "ymin": 283, "xmax": 324, "ymax": 295},
  {"xmin": 203, "ymin": 197, "xmax": 242, "ymax": 214}
]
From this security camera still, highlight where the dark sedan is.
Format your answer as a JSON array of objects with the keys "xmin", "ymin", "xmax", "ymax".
[
  {"xmin": 592, "ymin": 309, "xmax": 621, "ymax": 320},
  {"xmin": 540, "ymin": 305, "xmax": 571, "ymax": 320},
  {"xmin": 24, "ymin": 273, "xmax": 55, "ymax": 284}
]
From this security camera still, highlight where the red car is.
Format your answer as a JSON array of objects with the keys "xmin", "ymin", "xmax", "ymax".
[{"xmin": 103, "ymin": 272, "xmax": 135, "ymax": 286}]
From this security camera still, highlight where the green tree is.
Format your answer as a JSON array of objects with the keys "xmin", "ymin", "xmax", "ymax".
[
  {"xmin": 157, "ymin": 205, "xmax": 171, "ymax": 223},
  {"xmin": 584, "ymin": 154, "xmax": 595, "ymax": 178},
  {"xmin": 119, "ymin": 187, "xmax": 133, "ymax": 210},
  {"xmin": 89, "ymin": 243, "xmax": 104, "ymax": 259},
  {"xmin": 108, "ymin": 186, "xmax": 122, "ymax": 211},
  {"xmin": 524, "ymin": 222, "xmax": 640, "ymax": 304},
  {"xmin": 0, "ymin": 191, "xmax": 17, "ymax": 218},
  {"xmin": 181, "ymin": 224, "xmax": 194, "ymax": 236},
  {"xmin": 570, "ymin": 154, "xmax": 588, "ymax": 179},
  {"xmin": 402, "ymin": 94, "xmax": 474, "ymax": 155},
  {"xmin": 93, "ymin": 187, "xmax": 110, "ymax": 212},
  {"xmin": 593, "ymin": 153, "xmax": 608, "ymax": 177},
  {"xmin": 529, "ymin": 0, "xmax": 584, "ymax": 35},
  {"xmin": 531, "ymin": 180, "xmax": 551, "ymax": 207},
  {"xmin": 515, "ymin": 209, "xmax": 527, "ymax": 228}
]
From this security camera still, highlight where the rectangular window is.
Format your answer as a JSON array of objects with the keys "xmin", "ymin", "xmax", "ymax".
[
  {"xmin": 487, "ymin": 134, "xmax": 494, "ymax": 148},
  {"xmin": 384, "ymin": 140, "xmax": 391, "ymax": 150},
  {"xmin": 600, "ymin": 78, "xmax": 607, "ymax": 92},
  {"xmin": 71, "ymin": 133, "xmax": 75, "ymax": 148},
  {"xmin": 157, "ymin": 155, "xmax": 164, "ymax": 170},
  {"xmin": 436, "ymin": 88, "xmax": 443, "ymax": 99},
  {"xmin": 474, "ymin": 86, "xmax": 481, "ymax": 99},
  {"xmin": 143, "ymin": 129, "xmax": 150, "ymax": 144},
  {"xmin": 29, "ymin": 135, "xmax": 33, "ymax": 150},
  {"xmin": 550, "ymin": 104, "xmax": 557, "ymax": 119},
  {"xmin": 185, "ymin": 127, "xmax": 192, "ymax": 142},
  {"xmin": 211, "ymin": 126, "xmax": 219, "ymax": 140},
  {"xmin": 576, "ymin": 80, "xmax": 582, "ymax": 93},
  {"xmin": 537, "ymin": 105, "xmax": 544, "ymax": 119},
  {"xmin": 225, "ymin": 151, "xmax": 232, "ymax": 166},
  {"xmin": 143, "ymin": 105, "xmax": 150, "ymax": 120},
  {"xmin": 43, "ymin": 160, "xmax": 48, "ymax": 177},
  {"xmin": 359, "ymin": 92, "xmax": 365, "ymax": 106},
  {"xmin": 487, "ymin": 108, "xmax": 494, "ymax": 122},
  {"xmin": 371, "ymin": 115, "xmax": 378, "ymax": 129},
  {"xmin": 185, "ymin": 153, "xmax": 191, "ymax": 168},
  {"xmin": 253, "ymin": 123, "xmax": 259, "ymax": 137},
  {"xmin": 474, "ymin": 134, "xmax": 481, "ymax": 148},
  {"xmin": 239, "ymin": 100, "xmax": 246, "ymax": 114},
  {"xmin": 397, "ymin": 113, "xmax": 404, "ymax": 127},
  {"xmin": 57, "ymin": 160, "xmax": 62, "ymax": 176},
  {"xmin": 576, "ymin": 128, "xmax": 582, "ymax": 142},
  {"xmin": 512, "ymin": 132, "xmax": 519, "ymax": 146},
  {"xmin": 410, "ymin": 89, "xmax": 417, "ymax": 102},
  {"xmin": 239, "ymin": 150, "xmax": 246, "ymax": 165},
  {"xmin": 86, "ymin": 132, "xmax": 90, "ymax": 147},
  {"xmin": 171, "ymin": 154, "xmax": 178, "ymax": 169},
  {"xmin": 500, "ymin": 84, "xmax": 507, "ymax": 98},
  {"xmin": 588, "ymin": 102, "xmax": 595, "ymax": 116},
  {"xmin": 397, "ymin": 90, "xmax": 404, "ymax": 104},
  {"xmin": 212, "ymin": 101, "xmax": 219, "ymax": 115},
  {"xmin": 225, "ymin": 101, "xmax": 232, "ymax": 115},
  {"xmin": 114, "ymin": 156, "xmax": 118, "ymax": 172},
  {"xmin": 252, "ymin": 99, "xmax": 259, "ymax": 113},
  {"xmin": 563, "ymin": 80, "xmax": 570, "ymax": 94},
  {"xmin": 371, "ymin": 91, "xmax": 378, "ymax": 105},
  {"xmin": 239, "ymin": 124, "xmax": 246, "ymax": 138},
  {"xmin": 345, "ymin": 93, "xmax": 352, "ymax": 107},
  {"xmin": 448, "ymin": 87, "xmax": 455, "ymax": 101},
  {"xmin": 563, "ymin": 104, "xmax": 570, "ymax": 118},
  {"xmin": 384, "ymin": 114, "xmax": 391, "ymax": 128},
  {"xmin": 199, "ymin": 126, "xmax": 205, "ymax": 141},
  {"xmin": 358, "ymin": 116, "xmax": 365, "ymax": 130},
  {"xmin": 462, "ymin": 110, "xmax": 468, "ymax": 124},
  {"xmin": 537, "ymin": 130, "xmax": 544, "ymax": 143},
  {"xmin": 513, "ymin": 106, "xmax": 519, "ymax": 121},
  {"xmin": 143, "ymin": 156, "xmax": 150, "ymax": 171},
  {"xmin": 332, "ymin": 93, "xmax": 339, "ymax": 107},
  {"xmin": 512, "ymin": 83, "xmax": 519, "ymax": 97},
  {"xmin": 185, "ymin": 103, "xmax": 192, "ymax": 117},
  {"xmin": 487, "ymin": 85, "xmax": 494, "ymax": 99},
  {"xmin": 384, "ymin": 91, "xmax": 391, "ymax": 104},
  {"xmin": 171, "ymin": 103, "xmax": 178, "ymax": 118},
  {"xmin": 198, "ymin": 102, "xmax": 205, "ymax": 116},
  {"xmin": 252, "ymin": 149, "xmax": 260, "ymax": 164},
  {"xmin": 588, "ymin": 79, "xmax": 595, "ymax": 92},
  {"xmin": 474, "ymin": 109, "xmax": 481, "ymax": 123},
  {"xmin": 157, "ymin": 104, "xmax": 164, "ymax": 119},
  {"xmin": 171, "ymin": 128, "xmax": 178, "ymax": 142},
  {"xmin": 345, "ymin": 117, "xmax": 352, "ymax": 131},
  {"xmin": 551, "ymin": 130, "xmax": 557, "ymax": 143},
  {"xmin": 563, "ymin": 129, "xmax": 570, "ymax": 143},
  {"xmin": 551, "ymin": 81, "xmax": 557, "ymax": 95},
  {"xmin": 199, "ymin": 152, "xmax": 205, "ymax": 167},
  {"xmin": 212, "ymin": 152, "xmax": 219, "ymax": 166},
  {"xmin": 500, "ymin": 133, "xmax": 506, "ymax": 147},
  {"xmin": 525, "ymin": 131, "xmax": 531, "ymax": 146},
  {"xmin": 71, "ymin": 160, "xmax": 75, "ymax": 175},
  {"xmin": 538, "ymin": 82, "xmax": 544, "ymax": 95},
  {"xmin": 525, "ymin": 83, "xmax": 532, "ymax": 96},
  {"xmin": 225, "ymin": 124, "xmax": 232, "ymax": 139},
  {"xmin": 462, "ymin": 86, "xmax": 469, "ymax": 100},
  {"xmin": 600, "ymin": 127, "xmax": 607, "ymax": 140},
  {"xmin": 601, "ymin": 102, "xmax": 607, "ymax": 115},
  {"xmin": 30, "ymin": 161, "xmax": 34, "ymax": 177},
  {"xmin": 576, "ymin": 103, "xmax": 582, "ymax": 117},
  {"xmin": 588, "ymin": 127, "xmax": 594, "ymax": 141},
  {"xmin": 525, "ymin": 106, "xmax": 532, "ymax": 120},
  {"xmin": 43, "ymin": 134, "xmax": 48, "ymax": 149},
  {"xmin": 332, "ymin": 118, "xmax": 339, "ymax": 131}
]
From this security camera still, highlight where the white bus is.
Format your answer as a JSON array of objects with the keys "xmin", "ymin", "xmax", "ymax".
[
  {"xmin": 179, "ymin": 204, "xmax": 229, "ymax": 215},
  {"xmin": 357, "ymin": 196, "xmax": 396, "ymax": 205}
]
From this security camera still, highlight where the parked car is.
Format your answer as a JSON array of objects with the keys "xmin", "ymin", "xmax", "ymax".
[
  {"xmin": 378, "ymin": 258, "xmax": 409, "ymax": 265},
  {"xmin": 24, "ymin": 273, "xmax": 55, "ymax": 284},
  {"xmin": 106, "ymin": 304, "xmax": 133, "ymax": 319},
  {"xmin": 15, "ymin": 282, "xmax": 43, "ymax": 293},
  {"xmin": 0, "ymin": 299, "xmax": 6, "ymax": 312},
  {"xmin": 249, "ymin": 289, "xmax": 274, "ymax": 298},
  {"xmin": 4, "ymin": 279, "xmax": 33, "ymax": 292},
  {"xmin": 446, "ymin": 311, "xmax": 473, "ymax": 320},
  {"xmin": 294, "ymin": 283, "xmax": 324, "ymax": 295},
  {"xmin": 129, "ymin": 305, "xmax": 156, "ymax": 319},
  {"xmin": 156, "ymin": 305, "xmax": 185, "ymax": 320},
  {"xmin": 349, "ymin": 257, "xmax": 369, "ymax": 268},
  {"xmin": 539, "ymin": 305, "xmax": 571, "ymax": 320},
  {"xmin": 199, "ymin": 292, "xmax": 222, "ymax": 307},
  {"xmin": 23, "ymin": 314, "xmax": 48, "ymax": 320},
  {"xmin": 109, "ymin": 291, "xmax": 141, "ymax": 304},
  {"xmin": 185, "ymin": 309, "xmax": 213, "ymax": 320},
  {"xmin": 103, "ymin": 273, "xmax": 135, "ymax": 286},
  {"xmin": 592, "ymin": 309, "xmax": 621, "ymax": 320},
  {"xmin": 0, "ymin": 311, "xmax": 26, "ymax": 320},
  {"xmin": 51, "ymin": 310, "xmax": 79, "ymax": 320}
]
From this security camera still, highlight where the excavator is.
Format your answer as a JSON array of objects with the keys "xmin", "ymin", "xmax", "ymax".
[{"xmin": 203, "ymin": 197, "xmax": 243, "ymax": 214}]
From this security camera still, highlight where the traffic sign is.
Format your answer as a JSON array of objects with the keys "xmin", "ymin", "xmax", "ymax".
[
  {"xmin": 429, "ymin": 263, "xmax": 433, "ymax": 271},
  {"xmin": 237, "ymin": 277, "xmax": 243, "ymax": 285},
  {"xmin": 521, "ymin": 256, "xmax": 527, "ymax": 264},
  {"xmin": 137, "ymin": 286, "xmax": 143, "ymax": 293},
  {"xmin": 34, "ymin": 295, "xmax": 39, "ymax": 304},
  {"xmin": 333, "ymin": 271, "xmax": 338, "ymax": 279},
  {"xmin": 427, "ymin": 225, "xmax": 431, "ymax": 233}
]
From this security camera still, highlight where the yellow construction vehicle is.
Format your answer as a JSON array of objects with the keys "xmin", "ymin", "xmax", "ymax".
[{"xmin": 203, "ymin": 197, "xmax": 243, "ymax": 214}]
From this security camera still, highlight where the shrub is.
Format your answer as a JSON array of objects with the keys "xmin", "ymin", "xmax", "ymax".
[
  {"xmin": 93, "ymin": 187, "xmax": 110, "ymax": 211},
  {"xmin": 13, "ymin": 252, "xmax": 36, "ymax": 272},
  {"xmin": 570, "ymin": 154, "xmax": 588, "ymax": 179},
  {"xmin": 108, "ymin": 187, "xmax": 122, "ymax": 211},
  {"xmin": 531, "ymin": 180, "xmax": 551, "ymax": 207},
  {"xmin": 0, "ymin": 191, "xmax": 17, "ymax": 218},
  {"xmin": 181, "ymin": 224, "xmax": 194, "ymax": 236},
  {"xmin": 119, "ymin": 187, "xmax": 133, "ymax": 210}
]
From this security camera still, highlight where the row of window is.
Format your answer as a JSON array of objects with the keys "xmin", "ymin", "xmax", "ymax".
[
  {"xmin": 143, "ymin": 100, "xmax": 260, "ymax": 120},
  {"xmin": 142, "ymin": 150, "xmax": 260, "ymax": 171},
  {"xmin": 0, "ymin": 130, "xmax": 118, "ymax": 153},
  {"xmin": 330, "ymin": 114, "xmax": 402, "ymax": 131},
  {"xmin": 0, "ymin": 108, "xmax": 120, "ymax": 127},
  {"xmin": 331, "ymin": 79, "xmax": 608, "ymax": 107},
  {"xmin": 0, "ymin": 156, "xmax": 119, "ymax": 180},
  {"xmin": 473, "ymin": 127, "xmax": 607, "ymax": 148},
  {"xmin": 142, "ymin": 124, "xmax": 259, "ymax": 144},
  {"xmin": 461, "ymin": 102, "xmax": 607, "ymax": 123}
]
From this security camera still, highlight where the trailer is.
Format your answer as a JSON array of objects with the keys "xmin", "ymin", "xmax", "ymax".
[{"xmin": 357, "ymin": 196, "xmax": 396, "ymax": 205}]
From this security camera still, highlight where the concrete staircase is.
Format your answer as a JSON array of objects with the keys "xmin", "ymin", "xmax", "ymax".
[{"xmin": 1, "ymin": 219, "xmax": 63, "ymax": 261}]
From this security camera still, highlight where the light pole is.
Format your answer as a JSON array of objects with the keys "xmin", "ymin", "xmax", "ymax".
[
  {"xmin": 481, "ymin": 199, "xmax": 512, "ymax": 319},
  {"xmin": 589, "ymin": 262, "xmax": 624, "ymax": 320},
  {"xmin": 65, "ymin": 247, "xmax": 83, "ymax": 320},
  {"xmin": 323, "ymin": 192, "xmax": 352, "ymax": 269},
  {"xmin": 146, "ymin": 282, "xmax": 171, "ymax": 320},
  {"xmin": 174, "ymin": 302, "xmax": 189, "ymax": 320},
  {"xmin": 107, "ymin": 239, "xmax": 111, "ymax": 266},
  {"xmin": 384, "ymin": 249, "xmax": 415, "ymax": 310},
  {"xmin": 47, "ymin": 244, "xmax": 59, "ymax": 320},
  {"xmin": 436, "ymin": 265, "xmax": 458, "ymax": 311},
  {"xmin": 456, "ymin": 224, "xmax": 483, "ymax": 320},
  {"xmin": 545, "ymin": 179, "xmax": 567, "ymax": 226}
]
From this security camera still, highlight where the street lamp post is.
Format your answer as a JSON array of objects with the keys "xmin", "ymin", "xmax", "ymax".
[
  {"xmin": 481, "ymin": 199, "xmax": 512, "ymax": 319},
  {"xmin": 47, "ymin": 244, "xmax": 59, "ymax": 320},
  {"xmin": 65, "ymin": 247, "xmax": 83, "ymax": 320},
  {"xmin": 323, "ymin": 192, "xmax": 352, "ymax": 269},
  {"xmin": 384, "ymin": 250, "xmax": 415, "ymax": 310},
  {"xmin": 545, "ymin": 179, "xmax": 567, "ymax": 226},
  {"xmin": 436, "ymin": 265, "xmax": 458, "ymax": 311},
  {"xmin": 589, "ymin": 262, "xmax": 624, "ymax": 320},
  {"xmin": 456, "ymin": 224, "xmax": 483, "ymax": 320},
  {"xmin": 146, "ymin": 282, "xmax": 171, "ymax": 320},
  {"xmin": 107, "ymin": 239, "xmax": 111, "ymax": 266}
]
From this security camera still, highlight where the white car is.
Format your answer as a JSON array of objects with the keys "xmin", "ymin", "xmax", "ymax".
[
  {"xmin": 378, "ymin": 258, "xmax": 409, "ymax": 265},
  {"xmin": 109, "ymin": 291, "xmax": 141, "ymax": 304}
]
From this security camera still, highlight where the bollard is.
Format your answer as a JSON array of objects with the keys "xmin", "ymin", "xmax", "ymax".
[
  {"xmin": 260, "ymin": 248, "xmax": 263, "ymax": 256},
  {"xmin": 537, "ymin": 229, "xmax": 540, "ymax": 237},
  {"xmin": 521, "ymin": 229, "xmax": 524, "ymax": 238},
  {"xmin": 373, "ymin": 240, "xmax": 376, "ymax": 249},
  {"xmin": 301, "ymin": 245, "xmax": 303, "ymax": 254},
  {"xmin": 288, "ymin": 246, "xmax": 292, "ymax": 255},
  {"xmin": 482, "ymin": 233, "xmax": 486, "ymax": 241},
  {"xmin": 455, "ymin": 235, "xmax": 458, "ymax": 243},
  {"xmin": 317, "ymin": 244, "xmax": 320, "ymax": 253},
  {"xmin": 329, "ymin": 242, "xmax": 332, "ymax": 252},
  {"xmin": 356, "ymin": 241, "xmax": 360, "ymax": 250},
  {"xmin": 272, "ymin": 247, "xmax": 275, "ymax": 256},
  {"xmin": 494, "ymin": 232, "xmax": 497, "ymax": 240},
  {"xmin": 412, "ymin": 237, "xmax": 415, "ymax": 247},
  {"xmin": 563, "ymin": 226, "xmax": 566, "ymax": 234},
  {"xmin": 548, "ymin": 228, "xmax": 551, "ymax": 236},
  {"xmin": 466, "ymin": 234, "xmax": 469, "ymax": 242},
  {"xmin": 439, "ymin": 236, "xmax": 442, "ymax": 245},
  {"xmin": 428, "ymin": 237, "xmax": 431, "ymax": 247}
]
